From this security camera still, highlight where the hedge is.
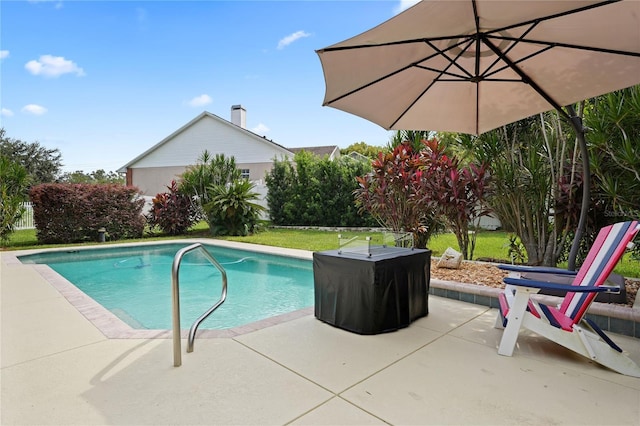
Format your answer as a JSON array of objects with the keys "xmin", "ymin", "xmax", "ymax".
[{"xmin": 30, "ymin": 183, "xmax": 145, "ymax": 243}]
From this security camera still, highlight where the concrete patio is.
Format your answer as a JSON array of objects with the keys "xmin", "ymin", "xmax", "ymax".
[{"xmin": 2, "ymin": 243, "xmax": 640, "ymax": 425}]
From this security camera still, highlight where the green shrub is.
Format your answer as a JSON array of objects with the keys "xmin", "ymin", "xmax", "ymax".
[
  {"xmin": 204, "ymin": 179, "xmax": 264, "ymax": 236},
  {"xmin": 0, "ymin": 155, "xmax": 30, "ymax": 244},
  {"xmin": 266, "ymin": 152, "xmax": 374, "ymax": 227},
  {"xmin": 30, "ymin": 183, "xmax": 145, "ymax": 243}
]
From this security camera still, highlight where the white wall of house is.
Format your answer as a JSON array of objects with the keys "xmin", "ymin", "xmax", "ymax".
[
  {"xmin": 121, "ymin": 111, "xmax": 293, "ymax": 196},
  {"xmin": 131, "ymin": 162, "xmax": 274, "ymax": 197},
  {"xmin": 132, "ymin": 115, "xmax": 290, "ymax": 168}
]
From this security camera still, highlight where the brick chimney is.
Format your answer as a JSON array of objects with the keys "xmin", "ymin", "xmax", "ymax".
[{"xmin": 231, "ymin": 105, "xmax": 246, "ymax": 128}]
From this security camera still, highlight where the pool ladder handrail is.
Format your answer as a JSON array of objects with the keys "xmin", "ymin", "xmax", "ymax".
[{"xmin": 172, "ymin": 243, "xmax": 227, "ymax": 367}]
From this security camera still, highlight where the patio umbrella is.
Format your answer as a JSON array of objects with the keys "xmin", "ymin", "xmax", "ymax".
[{"xmin": 317, "ymin": 0, "xmax": 640, "ymax": 268}]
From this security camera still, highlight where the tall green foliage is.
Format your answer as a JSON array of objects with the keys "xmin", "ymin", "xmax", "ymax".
[
  {"xmin": 0, "ymin": 128, "xmax": 62, "ymax": 186},
  {"xmin": 265, "ymin": 157, "xmax": 296, "ymax": 225},
  {"xmin": 265, "ymin": 152, "xmax": 374, "ymax": 227},
  {"xmin": 179, "ymin": 150, "xmax": 264, "ymax": 236},
  {"xmin": 388, "ymin": 130, "xmax": 433, "ymax": 152},
  {"xmin": 204, "ymin": 179, "xmax": 265, "ymax": 236},
  {"xmin": 179, "ymin": 151, "xmax": 241, "ymax": 206},
  {"xmin": 446, "ymin": 113, "xmax": 582, "ymax": 266},
  {"xmin": 59, "ymin": 169, "xmax": 124, "ymax": 184},
  {"xmin": 179, "ymin": 151, "xmax": 241, "ymax": 227},
  {"xmin": 584, "ymin": 85, "xmax": 640, "ymax": 219},
  {"xmin": 0, "ymin": 156, "xmax": 30, "ymax": 244}
]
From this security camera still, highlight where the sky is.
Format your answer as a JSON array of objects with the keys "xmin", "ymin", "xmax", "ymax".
[{"xmin": 1, "ymin": 0, "xmax": 420, "ymax": 173}]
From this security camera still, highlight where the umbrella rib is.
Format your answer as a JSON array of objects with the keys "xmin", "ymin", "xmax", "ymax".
[
  {"xmin": 481, "ymin": 21, "xmax": 541, "ymax": 79},
  {"xmin": 483, "ymin": 0, "xmax": 622, "ymax": 39},
  {"xmin": 473, "ymin": 0, "xmax": 480, "ymax": 134},
  {"xmin": 388, "ymin": 58, "xmax": 463, "ymax": 129},
  {"xmin": 424, "ymin": 38, "xmax": 475, "ymax": 79},
  {"xmin": 483, "ymin": 45, "xmax": 555, "ymax": 80},
  {"xmin": 489, "ymin": 35, "xmax": 640, "ymax": 58},
  {"xmin": 414, "ymin": 65, "xmax": 469, "ymax": 80},
  {"xmin": 317, "ymin": 35, "xmax": 474, "ymax": 53},
  {"xmin": 324, "ymin": 38, "xmax": 476, "ymax": 106},
  {"xmin": 482, "ymin": 35, "xmax": 570, "ymax": 121},
  {"xmin": 323, "ymin": 39, "xmax": 473, "ymax": 105}
]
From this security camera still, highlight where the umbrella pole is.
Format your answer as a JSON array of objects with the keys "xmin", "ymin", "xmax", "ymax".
[{"xmin": 566, "ymin": 105, "xmax": 591, "ymax": 271}]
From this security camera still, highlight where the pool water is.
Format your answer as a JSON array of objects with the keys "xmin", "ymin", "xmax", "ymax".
[{"xmin": 19, "ymin": 243, "xmax": 314, "ymax": 330}]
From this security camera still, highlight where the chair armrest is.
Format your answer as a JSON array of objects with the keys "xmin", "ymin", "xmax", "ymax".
[
  {"xmin": 498, "ymin": 264, "xmax": 578, "ymax": 276},
  {"xmin": 503, "ymin": 277, "xmax": 620, "ymax": 294}
]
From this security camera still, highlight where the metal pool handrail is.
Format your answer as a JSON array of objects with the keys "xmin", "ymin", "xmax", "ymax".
[{"xmin": 172, "ymin": 243, "xmax": 228, "ymax": 367}]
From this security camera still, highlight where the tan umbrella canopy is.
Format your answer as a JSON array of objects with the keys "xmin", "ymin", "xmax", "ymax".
[
  {"xmin": 317, "ymin": 0, "xmax": 640, "ymax": 268},
  {"xmin": 318, "ymin": 0, "xmax": 640, "ymax": 134}
]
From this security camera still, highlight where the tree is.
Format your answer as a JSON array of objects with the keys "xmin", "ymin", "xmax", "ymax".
[
  {"xmin": 265, "ymin": 156, "xmax": 296, "ymax": 225},
  {"xmin": 0, "ymin": 128, "xmax": 62, "ymax": 186},
  {"xmin": 340, "ymin": 142, "xmax": 385, "ymax": 159},
  {"xmin": 388, "ymin": 130, "xmax": 434, "ymax": 152},
  {"xmin": 0, "ymin": 156, "xmax": 30, "ymax": 244},
  {"xmin": 60, "ymin": 169, "xmax": 124, "ymax": 184},
  {"xmin": 265, "ymin": 152, "xmax": 374, "ymax": 227}
]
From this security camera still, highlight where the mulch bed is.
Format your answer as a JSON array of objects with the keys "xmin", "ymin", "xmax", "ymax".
[{"xmin": 430, "ymin": 259, "xmax": 638, "ymax": 308}]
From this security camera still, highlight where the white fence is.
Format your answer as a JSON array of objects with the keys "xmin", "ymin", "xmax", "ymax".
[{"xmin": 16, "ymin": 202, "xmax": 35, "ymax": 230}]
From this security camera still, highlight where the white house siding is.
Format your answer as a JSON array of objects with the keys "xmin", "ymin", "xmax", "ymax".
[
  {"xmin": 131, "ymin": 115, "xmax": 291, "ymax": 168},
  {"xmin": 123, "ymin": 112, "xmax": 294, "ymax": 197},
  {"xmin": 131, "ymin": 162, "xmax": 274, "ymax": 196},
  {"xmin": 237, "ymin": 162, "xmax": 274, "ymax": 183},
  {"xmin": 130, "ymin": 166, "xmax": 187, "ymax": 196}
]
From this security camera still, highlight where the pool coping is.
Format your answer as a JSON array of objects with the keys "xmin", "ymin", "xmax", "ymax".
[{"xmin": 4, "ymin": 239, "xmax": 639, "ymax": 339}]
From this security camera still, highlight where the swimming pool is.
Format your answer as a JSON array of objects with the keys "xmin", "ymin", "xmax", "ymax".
[{"xmin": 18, "ymin": 242, "xmax": 314, "ymax": 330}]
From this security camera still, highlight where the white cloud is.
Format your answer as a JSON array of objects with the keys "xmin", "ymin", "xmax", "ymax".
[
  {"xmin": 1, "ymin": 108, "xmax": 14, "ymax": 117},
  {"xmin": 277, "ymin": 30, "xmax": 310, "ymax": 50},
  {"xmin": 251, "ymin": 123, "xmax": 270, "ymax": 135},
  {"xmin": 27, "ymin": 0, "xmax": 63, "ymax": 8},
  {"xmin": 21, "ymin": 104, "xmax": 48, "ymax": 115},
  {"xmin": 136, "ymin": 7, "xmax": 147, "ymax": 22},
  {"xmin": 0, "ymin": 50, "xmax": 9, "ymax": 59},
  {"xmin": 25, "ymin": 54, "xmax": 85, "ymax": 78},
  {"xmin": 187, "ymin": 94, "xmax": 212, "ymax": 107},
  {"xmin": 393, "ymin": 0, "xmax": 420, "ymax": 14}
]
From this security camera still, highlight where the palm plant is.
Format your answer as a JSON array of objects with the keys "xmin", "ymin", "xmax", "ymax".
[
  {"xmin": 179, "ymin": 150, "xmax": 242, "ymax": 229},
  {"xmin": 204, "ymin": 179, "xmax": 265, "ymax": 236}
]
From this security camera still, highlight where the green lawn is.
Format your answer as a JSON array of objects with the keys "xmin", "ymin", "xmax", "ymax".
[{"xmin": 4, "ymin": 225, "xmax": 639, "ymax": 278}]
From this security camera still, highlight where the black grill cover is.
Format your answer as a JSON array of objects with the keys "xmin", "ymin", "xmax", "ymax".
[{"xmin": 313, "ymin": 247, "xmax": 430, "ymax": 334}]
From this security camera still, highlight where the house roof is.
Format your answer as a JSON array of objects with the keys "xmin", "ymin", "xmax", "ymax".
[
  {"xmin": 117, "ymin": 111, "xmax": 293, "ymax": 172},
  {"xmin": 287, "ymin": 145, "xmax": 341, "ymax": 158}
]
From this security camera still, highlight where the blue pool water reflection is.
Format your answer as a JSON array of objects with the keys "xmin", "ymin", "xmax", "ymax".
[{"xmin": 19, "ymin": 243, "xmax": 314, "ymax": 330}]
